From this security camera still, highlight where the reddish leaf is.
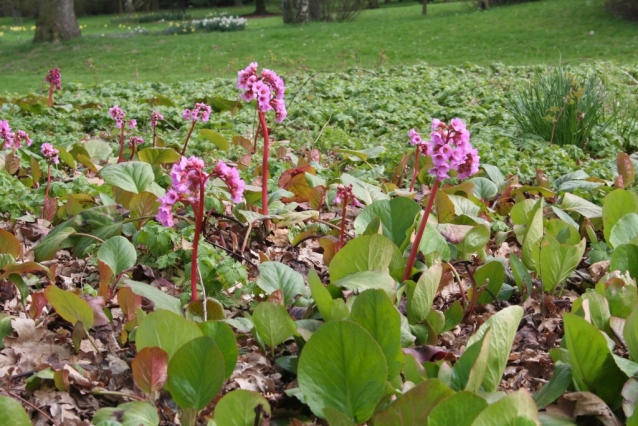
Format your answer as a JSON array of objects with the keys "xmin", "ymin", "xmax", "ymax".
[
  {"xmin": 53, "ymin": 368, "xmax": 71, "ymax": 392},
  {"xmin": 319, "ymin": 236, "xmax": 339, "ymax": 266},
  {"xmin": 42, "ymin": 197, "xmax": 58, "ymax": 222},
  {"xmin": 130, "ymin": 192, "xmax": 161, "ymax": 229},
  {"xmin": 232, "ymin": 135, "xmax": 253, "ymax": 152},
  {"xmin": 98, "ymin": 260, "xmax": 114, "ymax": 300},
  {"xmin": 0, "ymin": 229, "xmax": 20, "ymax": 258},
  {"xmin": 309, "ymin": 185, "xmax": 327, "ymax": 210},
  {"xmin": 276, "ymin": 146, "xmax": 288, "ymax": 160},
  {"xmin": 279, "ymin": 165, "xmax": 316, "ymax": 203},
  {"xmin": 5, "ymin": 151, "xmax": 19, "ymax": 175},
  {"xmin": 267, "ymin": 289, "xmax": 284, "ymax": 305},
  {"xmin": 618, "ymin": 152, "xmax": 635, "ymax": 187},
  {"xmin": 113, "ymin": 187, "xmax": 135, "ymax": 209},
  {"xmin": 117, "ymin": 286, "xmax": 142, "ymax": 322},
  {"xmin": 132, "ymin": 347, "xmax": 169, "ymax": 394},
  {"xmin": 29, "ymin": 291, "xmax": 48, "ymax": 319},
  {"xmin": 0, "ymin": 261, "xmax": 52, "ymax": 280},
  {"xmin": 238, "ymin": 153, "xmax": 252, "ymax": 170},
  {"xmin": 30, "ymin": 155, "xmax": 42, "ymax": 186}
]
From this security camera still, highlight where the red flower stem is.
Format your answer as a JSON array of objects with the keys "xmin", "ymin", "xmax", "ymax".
[
  {"xmin": 117, "ymin": 126, "xmax": 125, "ymax": 163},
  {"xmin": 180, "ymin": 120, "xmax": 197, "ymax": 157},
  {"xmin": 339, "ymin": 196, "xmax": 348, "ymax": 247},
  {"xmin": 253, "ymin": 116, "xmax": 261, "ymax": 154},
  {"xmin": 258, "ymin": 111, "xmax": 270, "ymax": 231},
  {"xmin": 409, "ymin": 145, "xmax": 420, "ymax": 192},
  {"xmin": 42, "ymin": 163, "xmax": 51, "ymax": 220},
  {"xmin": 190, "ymin": 171, "xmax": 207, "ymax": 302},
  {"xmin": 47, "ymin": 84, "xmax": 54, "ymax": 108},
  {"xmin": 402, "ymin": 179, "xmax": 441, "ymax": 282}
]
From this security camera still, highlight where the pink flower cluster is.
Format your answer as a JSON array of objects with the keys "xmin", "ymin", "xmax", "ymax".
[
  {"xmin": 213, "ymin": 160, "xmax": 245, "ymax": 203},
  {"xmin": 183, "ymin": 103, "xmax": 211, "ymax": 123},
  {"xmin": 408, "ymin": 128, "xmax": 424, "ymax": 146},
  {"xmin": 156, "ymin": 156, "xmax": 245, "ymax": 227},
  {"xmin": 41, "ymin": 143, "xmax": 59, "ymax": 164},
  {"xmin": 1, "ymin": 120, "xmax": 32, "ymax": 149},
  {"xmin": 109, "ymin": 105, "xmax": 126, "ymax": 129},
  {"xmin": 426, "ymin": 118, "xmax": 479, "ymax": 181},
  {"xmin": 334, "ymin": 184, "xmax": 360, "ymax": 207},
  {"xmin": 237, "ymin": 62, "xmax": 287, "ymax": 122},
  {"xmin": 150, "ymin": 110, "xmax": 164, "ymax": 127},
  {"xmin": 129, "ymin": 136, "xmax": 144, "ymax": 147},
  {"xmin": 45, "ymin": 68, "xmax": 61, "ymax": 91}
]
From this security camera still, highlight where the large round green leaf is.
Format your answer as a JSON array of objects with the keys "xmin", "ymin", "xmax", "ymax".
[
  {"xmin": 428, "ymin": 391, "xmax": 488, "ymax": 426},
  {"xmin": 603, "ymin": 189, "xmax": 638, "ymax": 246},
  {"xmin": 252, "ymin": 302, "xmax": 297, "ymax": 349},
  {"xmin": 256, "ymin": 262, "xmax": 307, "ymax": 306},
  {"xmin": 329, "ymin": 234, "xmax": 404, "ymax": 283},
  {"xmin": 166, "ymin": 336, "xmax": 226, "ymax": 411},
  {"xmin": 471, "ymin": 389, "xmax": 539, "ymax": 426},
  {"xmin": 349, "ymin": 289, "xmax": 403, "ymax": 380},
  {"xmin": 135, "ymin": 309, "xmax": 203, "ymax": 360},
  {"xmin": 297, "ymin": 320, "xmax": 387, "ymax": 423},
  {"xmin": 198, "ymin": 321, "xmax": 238, "ymax": 379},
  {"xmin": 353, "ymin": 197, "xmax": 421, "ymax": 251},
  {"xmin": 0, "ymin": 395, "xmax": 31, "ymax": 426},
  {"xmin": 214, "ymin": 389, "xmax": 270, "ymax": 426},
  {"xmin": 137, "ymin": 147, "xmax": 181, "ymax": 165},
  {"xmin": 97, "ymin": 236, "xmax": 137, "ymax": 276},
  {"xmin": 610, "ymin": 244, "xmax": 638, "ymax": 281},
  {"xmin": 100, "ymin": 161, "xmax": 155, "ymax": 194}
]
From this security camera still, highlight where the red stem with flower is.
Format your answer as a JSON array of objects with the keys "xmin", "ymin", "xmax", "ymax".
[
  {"xmin": 156, "ymin": 156, "xmax": 245, "ymax": 302},
  {"xmin": 237, "ymin": 62, "xmax": 287, "ymax": 230},
  {"xmin": 40, "ymin": 143, "xmax": 60, "ymax": 219},
  {"xmin": 45, "ymin": 68, "xmax": 61, "ymax": 108},
  {"xmin": 402, "ymin": 118, "xmax": 480, "ymax": 282}
]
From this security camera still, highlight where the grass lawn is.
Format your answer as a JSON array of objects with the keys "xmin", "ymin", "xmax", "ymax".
[{"xmin": 0, "ymin": 0, "xmax": 636, "ymax": 93}]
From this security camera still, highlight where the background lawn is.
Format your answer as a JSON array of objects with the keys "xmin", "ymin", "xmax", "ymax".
[{"xmin": 0, "ymin": 0, "xmax": 636, "ymax": 93}]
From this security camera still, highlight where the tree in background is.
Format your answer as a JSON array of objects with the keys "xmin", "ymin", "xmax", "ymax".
[{"xmin": 34, "ymin": 0, "xmax": 81, "ymax": 42}]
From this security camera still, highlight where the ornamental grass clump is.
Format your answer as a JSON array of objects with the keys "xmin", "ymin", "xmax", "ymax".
[
  {"xmin": 507, "ymin": 67, "xmax": 609, "ymax": 149},
  {"xmin": 237, "ymin": 62, "xmax": 287, "ymax": 228},
  {"xmin": 156, "ymin": 156, "xmax": 245, "ymax": 301},
  {"xmin": 402, "ymin": 118, "xmax": 479, "ymax": 282}
]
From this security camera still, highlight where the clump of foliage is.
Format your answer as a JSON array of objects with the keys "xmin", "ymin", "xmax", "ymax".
[
  {"xmin": 507, "ymin": 67, "xmax": 611, "ymax": 149},
  {"xmin": 606, "ymin": 0, "xmax": 638, "ymax": 21}
]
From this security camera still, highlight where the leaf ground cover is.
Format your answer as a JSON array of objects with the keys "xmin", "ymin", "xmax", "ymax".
[
  {"xmin": 0, "ymin": 0, "xmax": 637, "ymax": 92},
  {"xmin": 0, "ymin": 60, "xmax": 638, "ymax": 425}
]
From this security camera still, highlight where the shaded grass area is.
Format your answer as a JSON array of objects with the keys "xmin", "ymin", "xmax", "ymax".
[{"xmin": 0, "ymin": 0, "xmax": 636, "ymax": 93}]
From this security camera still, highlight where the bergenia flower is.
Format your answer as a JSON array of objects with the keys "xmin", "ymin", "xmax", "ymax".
[
  {"xmin": 156, "ymin": 156, "xmax": 245, "ymax": 227},
  {"xmin": 408, "ymin": 128, "xmax": 424, "ymax": 146},
  {"xmin": 427, "ymin": 118, "xmax": 479, "ymax": 181},
  {"xmin": 1, "ymin": 120, "xmax": 32, "ymax": 150},
  {"xmin": 129, "ymin": 119, "xmax": 137, "ymax": 130},
  {"xmin": 237, "ymin": 62, "xmax": 287, "ymax": 122},
  {"xmin": 41, "ymin": 143, "xmax": 59, "ymax": 164},
  {"xmin": 150, "ymin": 110, "xmax": 164, "ymax": 127},
  {"xmin": 183, "ymin": 103, "xmax": 211, "ymax": 123},
  {"xmin": 45, "ymin": 68, "xmax": 61, "ymax": 91},
  {"xmin": 109, "ymin": 105, "xmax": 126, "ymax": 129},
  {"xmin": 334, "ymin": 184, "xmax": 360, "ymax": 208},
  {"xmin": 129, "ymin": 136, "xmax": 144, "ymax": 147}
]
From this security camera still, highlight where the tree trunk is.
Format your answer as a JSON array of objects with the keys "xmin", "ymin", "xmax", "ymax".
[
  {"xmin": 282, "ymin": 0, "xmax": 295, "ymax": 22},
  {"xmin": 296, "ymin": 0, "xmax": 309, "ymax": 22},
  {"xmin": 422, "ymin": 0, "xmax": 427, "ymax": 15},
  {"xmin": 368, "ymin": 0, "xmax": 379, "ymax": 8},
  {"xmin": 254, "ymin": 0, "xmax": 268, "ymax": 14},
  {"xmin": 34, "ymin": 0, "xmax": 81, "ymax": 42}
]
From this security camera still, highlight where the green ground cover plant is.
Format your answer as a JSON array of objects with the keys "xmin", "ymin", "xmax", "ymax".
[
  {"xmin": 1, "ymin": 55, "xmax": 638, "ymax": 424},
  {"xmin": 0, "ymin": 0, "xmax": 637, "ymax": 92}
]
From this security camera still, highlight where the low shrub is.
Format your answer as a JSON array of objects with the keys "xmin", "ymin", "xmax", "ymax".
[{"xmin": 507, "ymin": 67, "xmax": 610, "ymax": 150}]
